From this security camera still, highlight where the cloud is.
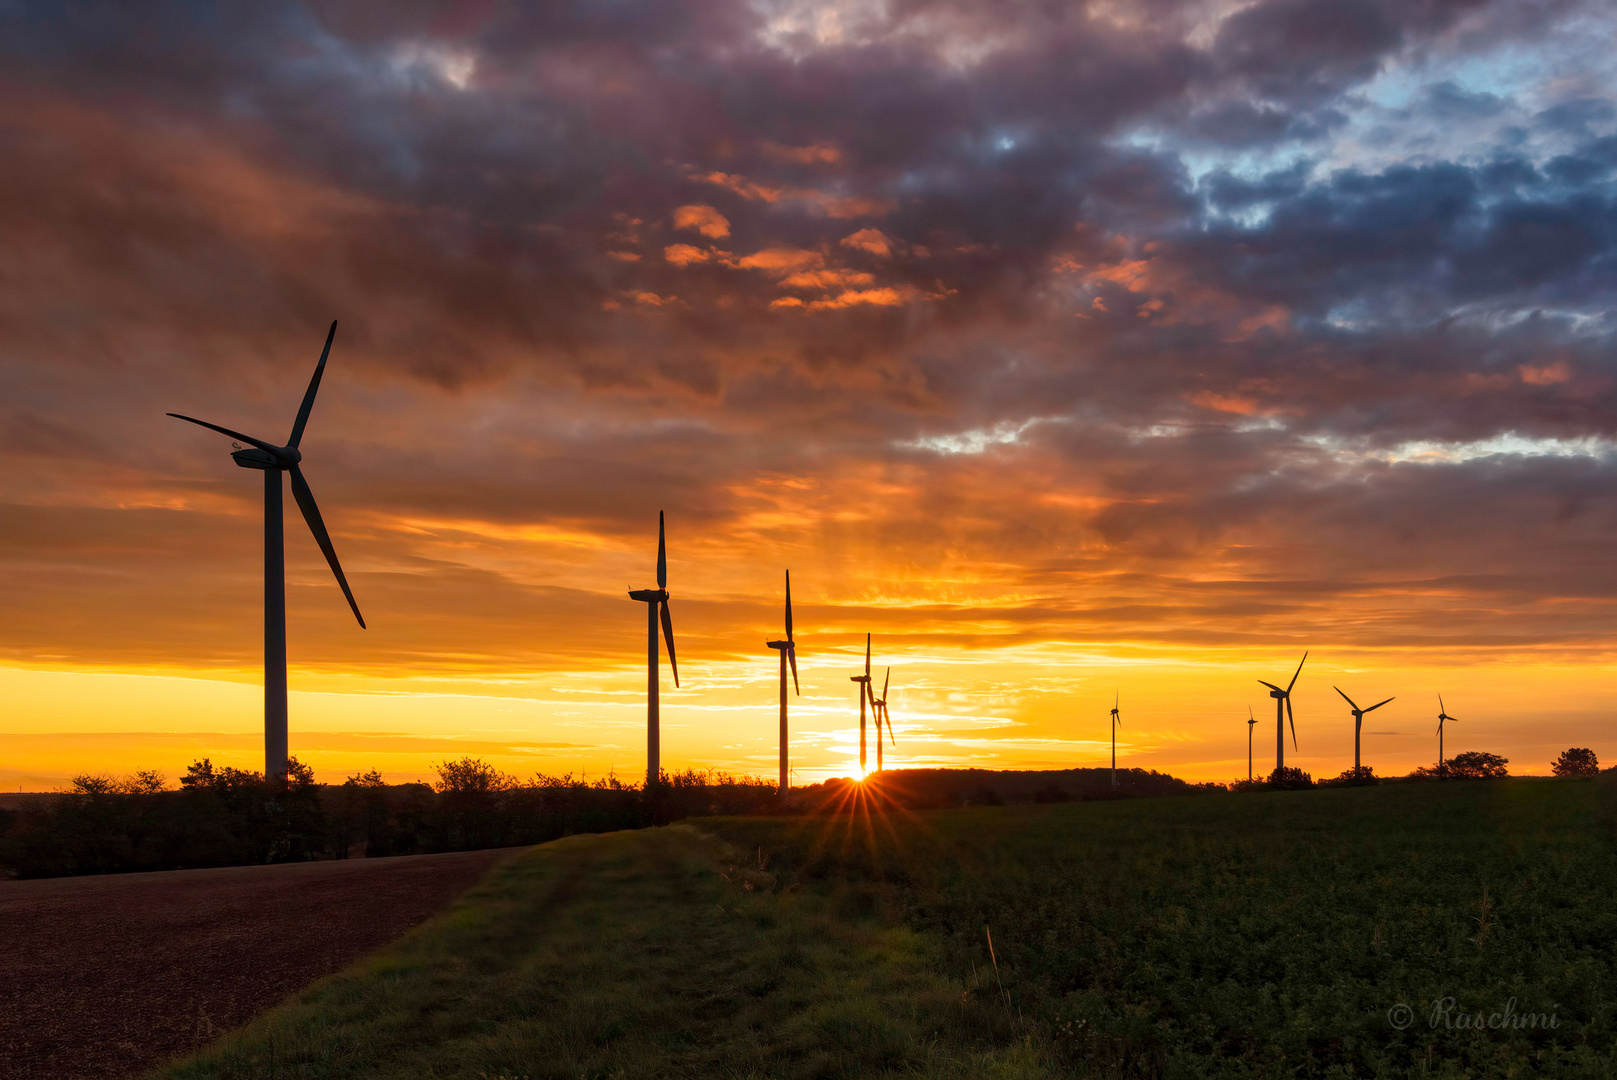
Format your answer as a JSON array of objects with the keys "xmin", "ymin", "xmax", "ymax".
[
  {"xmin": 1, "ymin": 0, "xmax": 1617, "ymax": 701},
  {"xmin": 673, "ymin": 203, "xmax": 731, "ymax": 238}
]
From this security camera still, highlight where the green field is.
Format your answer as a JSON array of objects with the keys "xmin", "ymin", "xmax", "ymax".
[{"xmin": 161, "ymin": 779, "xmax": 1617, "ymax": 1079}]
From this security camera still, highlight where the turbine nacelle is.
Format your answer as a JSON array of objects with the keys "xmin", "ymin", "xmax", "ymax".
[
  {"xmin": 765, "ymin": 638, "xmax": 794, "ymax": 650},
  {"xmin": 231, "ymin": 447, "xmax": 281, "ymax": 470},
  {"xmin": 628, "ymin": 588, "xmax": 669, "ymax": 603}
]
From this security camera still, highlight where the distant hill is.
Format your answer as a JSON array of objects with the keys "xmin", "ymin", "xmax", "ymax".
[{"xmin": 796, "ymin": 767, "xmax": 1219, "ymax": 809}]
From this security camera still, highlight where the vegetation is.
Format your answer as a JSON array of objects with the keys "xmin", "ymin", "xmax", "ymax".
[
  {"xmin": 0, "ymin": 758, "xmax": 778, "ymax": 878},
  {"xmin": 158, "ymin": 825, "xmax": 1051, "ymax": 1080},
  {"xmin": 154, "ymin": 776, "xmax": 1615, "ymax": 1078},
  {"xmin": 1408, "ymin": 752, "xmax": 1512, "ymax": 781},
  {"xmin": 711, "ymin": 778, "xmax": 1617, "ymax": 1078},
  {"xmin": 1554, "ymin": 748, "xmax": 1600, "ymax": 777}
]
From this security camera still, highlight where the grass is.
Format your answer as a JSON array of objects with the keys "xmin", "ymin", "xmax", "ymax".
[
  {"xmin": 713, "ymin": 777, "xmax": 1617, "ymax": 1078},
  {"xmin": 158, "ymin": 778, "xmax": 1617, "ymax": 1079},
  {"xmin": 155, "ymin": 824, "xmax": 1052, "ymax": 1079}
]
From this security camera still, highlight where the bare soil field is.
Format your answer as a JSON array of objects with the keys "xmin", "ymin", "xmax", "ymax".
[{"xmin": 0, "ymin": 848, "xmax": 521, "ymax": 1080}]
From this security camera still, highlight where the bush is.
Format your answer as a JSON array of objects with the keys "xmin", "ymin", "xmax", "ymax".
[
  {"xmin": 1552, "ymin": 747, "xmax": 1599, "ymax": 778},
  {"xmin": 1319, "ymin": 765, "xmax": 1378, "ymax": 787},
  {"xmin": 1411, "ymin": 752, "xmax": 1509, "ymax": 780},
  {"xmin": 1266, "ymin": 766, "xmax": 1314, "ymax": 790}
]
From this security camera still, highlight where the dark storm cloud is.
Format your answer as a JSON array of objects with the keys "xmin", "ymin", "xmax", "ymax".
[{"xmin": 4, "ymin": 0, "xmax": 1617, "ymax": 667}]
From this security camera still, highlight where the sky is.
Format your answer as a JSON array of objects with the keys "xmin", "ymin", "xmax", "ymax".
[{"xmin": 4, "ymin": 0, "xmax": 1617, "ymax": 789}]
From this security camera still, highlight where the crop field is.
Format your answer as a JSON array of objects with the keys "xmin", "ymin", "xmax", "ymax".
[{"xmin": 161, "ymin": 779, "xmax": 1616, "ymax": 1078}]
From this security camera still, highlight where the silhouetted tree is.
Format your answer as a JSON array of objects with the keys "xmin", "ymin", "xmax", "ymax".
[
  {"xmin": 434, "ymin": 757, "xmax": 516, "ymax": 850},
  {"xmin": 1444, "ymin": 751, "xmax": 1509, "ymax": 779},
  {"xmin": 1320, "ymin": 766, "xmax": 1377, "ymax": 787},
  {"xmin": 1267, "ymin": 767, "xmax": 1314, "ymax": 790},
  {"xmin": 1552, "ymin": 748, "xmax": 1599, "ymax": 778}
]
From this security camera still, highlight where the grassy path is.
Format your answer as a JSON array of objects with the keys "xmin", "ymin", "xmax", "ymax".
[{"xmin": 157, "ymin": 825, "xmax": 1051, "ymax": 1079}]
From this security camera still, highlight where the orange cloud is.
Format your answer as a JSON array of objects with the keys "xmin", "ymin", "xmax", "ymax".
[
  {"xmin": 840, "ymin": 228, "xmax": 893, "ymax": 257},
  {"xmin": 672, "ymin": 203, "xmax": 731, "ymax": 238},
  {"xmin": 1190, "ymin": 391, "xmax": 1260, "ymax": 415},
  {"xmin": 695, "ymin": 171, "xmax": 892, "ymax": 219},
  {"xmin": 762, "ymin": 141, "xmax": 842, "ymax": 164},
  {"xmin": 807, "ymin": 287, "xmax": 906, "ymax": 310},
  {"xmin": 663, "ymin": 243, "xmax": 711, "ymax": 266},
  {"xmin": 735, "ymin": 246, "xmax": 823, "ymax": 272},
  {"xmin": 779, "ymin": 268, "xmax": 876, "ymax": 290},
  {"xmin": 1519, "ymin": 361, "xmax": 1572, "ymax": 385}
]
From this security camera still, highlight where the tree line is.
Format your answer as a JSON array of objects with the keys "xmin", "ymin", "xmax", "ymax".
[
  {"xmin": 1231, "ymin": 747, "xmax": 1602, "ymax": 791},
  {"xmin": 0, "ymin": 757, "xmax": 778, "ymax": 879}
]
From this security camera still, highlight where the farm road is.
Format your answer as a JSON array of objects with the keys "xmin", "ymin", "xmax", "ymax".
[{"xmin": 0, "ymin": 848, "xmax": 520, "ymax": 1080}]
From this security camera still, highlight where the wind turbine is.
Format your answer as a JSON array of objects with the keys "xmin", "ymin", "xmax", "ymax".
[
  {"xmin": 1110, "ymin": 693, "xmax": 1121, "ymax": 788},
  {"xmin": 870, "ymin": 667, "xmax": 893, "ymax": 771},
  {"xmin": 1436, "ymin": 695, "xmax": 1458, "ymax": 773},
  {"xmin": 1257, "ymin": 651, "xmax": 1307, "ymax": 774},
  {"xmin": 1334, "ymin": 687, "xmax": 1393, "ymax": 775},
  {"xmin": 850, "ymin": 635, "xmax": 873, "ymax": 775},
  {"xmin": 168, "ymin": 321, "xmax": 365, "ymax": 786},
  {"xmin": 627, "ymin": 512, "xmax": 679, "ymax": 785},
  {"xmin": 1247, "ymin": 706, "xmax": 1257, "ymax": 781},
  {"xmin": 764, "ymin": 570, "xmax": 800, "ymax": 795}
]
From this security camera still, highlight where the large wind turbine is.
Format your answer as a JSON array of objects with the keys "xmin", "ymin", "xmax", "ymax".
[
  {"xmin": 1258, "ymin": 651, "xmax": 1308, "ymax": 774},
  {"xmin": 1436, "ymin": 695, "xmax": 1458, "ymax": 772},
  {"xmin": 764, "ymin": 570, "xmax": 799, "ymax": 795},
  {"xmin": 168, "ymin": 321, "xmax": 365, "ymax": 785},
  {"xmin": 1246, "ymin": 706, "xmax": 1257, "ymax": 781},
  {"xmin": 628, "ymin": 512, "xmax": 679, "ymax": 785},
  {"xmin": 1110, "ymin": 693, "xmax": 1121, "ymax": 788},
  {"xmin": 1334, "ymin": 687, "xmax": 1393, "ymax": 774},
  {"xmin": 870, "ymin": 667, "xmax": 893, "ymax": 771},
  {"xmin": 850, "ymin": 635, "xmax": 873, "ymax": 774}
]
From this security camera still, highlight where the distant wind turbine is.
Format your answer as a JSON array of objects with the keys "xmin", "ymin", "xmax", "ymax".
[
  {"xmin": 168, "ymin": 321, "xmax": 364, "ymax": 785},
  {"xmin": 1436, "ymin": 695, "xmax": 1458, "ymax": 772},
  {"xmin": 870, "ymin": 667, "xmax": 893, "ymax": 771},
  {"xmin": 1258, "ymin": 651, "xmax": 1308, "ymax": 774},
  {"xmin": 1247, "ymin": 706, "xmax": 1257, "ymax": 781},
  {"xmin": 1334, "ymin": 687, "xmax": 1393, "ymax": 774},
  {"xmin": 1110, "ymin": 693, "xmax": 1121, "ymax": 788},
  {"xmin": 850, "ymin": 635, "xmax": 873, "ymax": 774},
  {"xmin": 627, "ymin": 512, "xmax": 679, "ymax": 785},
  {"xmin": 764, "ymin": 570, "xmax": 800, "ymax": 796}
]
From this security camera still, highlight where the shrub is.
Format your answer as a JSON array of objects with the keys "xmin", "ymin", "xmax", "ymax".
[
  {"xmin": 1447, "ymin": 751, "xmax": 1509, "ymax": 779},
  {"xmin": 1266, "ymin": 766, "xmax": 1313, "ymax": 790},
  {"xmin": 1552, "ymin": 747, "xmax": 1599, "ymax": 778},
  {"xmin": 1319, "ymin": 765, "xmax": 1377, "ymax": 787}
]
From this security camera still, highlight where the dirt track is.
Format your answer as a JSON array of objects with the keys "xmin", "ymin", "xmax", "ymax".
[{"xmin": 0, "ymin": 848, "xmax": 520, "ymax": 1080}]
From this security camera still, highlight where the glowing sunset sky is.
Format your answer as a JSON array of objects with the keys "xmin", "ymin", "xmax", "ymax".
[{"xmin": 4, "ymin": 0, "xmax": 1617, "ymax": 788}]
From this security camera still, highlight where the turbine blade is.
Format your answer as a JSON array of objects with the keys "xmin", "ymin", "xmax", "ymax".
[
  {"xmin": 288, "ymin": 467, "xmax": 365, "ymax": 628},
  {"xmin": 288, "ymin": 321, "xmax": 336, "ymax": 448},
  {"xmin": 1257, "ymin": 680, "xmax": 1282, "ymax": 692},
  {"xmin": 1286, "ymin": 650, "xmax": 1308, "ymax": 694},
  {"xmin": 864, "ymin": 633, "xmax": 871, "ymax": 679},
  {"xmin": 1334, "ymin": 686, "xmax": 1358, "ymax": 710},
  {"xmin": 167, "ymin": 414, "xmax": 278, "ymax": 454},
  {"xmin": 886, "ymin": 705, "xmax": 895, "ymax": 746},
  {"xmin": 660, "ymin": 599, "xmax": 678, "ymax": 688},
  {"xmin": 1286, "ymin": 695, "xmax": 1298, "ymax": 751},
  {"xmin": 1439, "ymin": 693, "xmax": 1445, "ymax": 714},
  {"xmin": 784, "ymin": 569, "xmax": 793, "ymax": 640},
  {"xmin": 787, "ymin": 645, "xmax": 799, "ymax": 695},
  {"xmin": 656, "ymin": 511, "xmax": 667, "ymax": 589},
  {"xmin": 1366, "ymin": 697, "xmax": 1394, "ymax": 712},
  {"xmin": 881, "ymin": 666, "xmax": 890, "ymax": 699}
]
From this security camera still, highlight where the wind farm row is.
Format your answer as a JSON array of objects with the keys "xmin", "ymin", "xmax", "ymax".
[{"xmin": 168, "ymin": 323, "xmax": 1479, "ymax": 794}]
